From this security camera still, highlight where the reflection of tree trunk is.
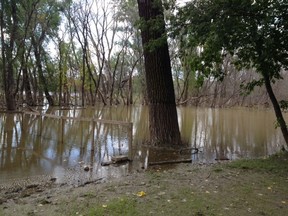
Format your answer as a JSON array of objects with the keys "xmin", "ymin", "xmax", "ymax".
[
  {"xmin": 4, "ymin": 114, "xmax": 15, "ymax": 167},
  {"xmin": 133, "ymin": 106, "xmax": 149, "ymax": 143},
  {"xmin": 193, "ymin": 109, "xmax": 198, "ymax": 148},
  {"xmin": 15, "ymin": 114, "xmax": 29, "ymax": 167},
  {"xmin": 137, "ymin": 0, "xmax": 182, "ymax": 146}
]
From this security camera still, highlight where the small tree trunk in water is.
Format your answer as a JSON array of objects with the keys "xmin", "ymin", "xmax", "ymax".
[
  {"xmin": 137, "ymin": 0, "xmax": 182, "ymax": 146},
  {"xmin": 263, "ymin": 73, "xmax": 288, "ymax": 146},
  {"xmin": 23, "ymin": 67, "xmax": 35, "ymax": 106}
]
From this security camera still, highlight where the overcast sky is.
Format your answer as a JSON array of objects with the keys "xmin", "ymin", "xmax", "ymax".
[{"xmin": 177, "ymin": 0, "xmax": 190, "ymax": 6}]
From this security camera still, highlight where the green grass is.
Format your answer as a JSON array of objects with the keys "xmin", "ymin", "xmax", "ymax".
[
  {"xmin": 81, "ymin": 151, "xmax": 288, "ymax": 216},
  {"xmin": 227, "ymin": 150, "xmax": 288, "ymax": 174},
  {"xmin": 2, "ymin": 151, "xmax": 288, "ymax": 216},
  {"xmin": 88, "ymin": 197, "xmax": 138, "ymax": 216}
]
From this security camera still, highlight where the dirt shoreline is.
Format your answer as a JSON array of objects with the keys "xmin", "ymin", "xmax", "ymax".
[{"xmin": 1, "ymin": 158, "xmax": 288, "ymax": 216}]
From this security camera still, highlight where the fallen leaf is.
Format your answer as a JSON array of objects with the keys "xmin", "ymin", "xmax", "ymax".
[
  {"xmin": 267, "ymin": 187, "xmax": 272, "ymax": 190},
  {"xmin": 136, "ymin": 191, "xmax": 146, "ymax": 197},
  {"xmin": 281, "ymin": 201, "xmax": 286, "ymax": 204},
  {"xmin": 102, "ymin": 205, "xmax": 108, "ymax": 208}
]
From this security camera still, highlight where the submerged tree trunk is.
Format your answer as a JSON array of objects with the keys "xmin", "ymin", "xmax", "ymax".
[{"xmin": 137, "ymin": 0, "xmax": 182, "ymax": 146}]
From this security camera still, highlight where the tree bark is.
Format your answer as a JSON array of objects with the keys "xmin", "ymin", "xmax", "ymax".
[
  {"xmin": 19, "ymin": 45, "xmax": 35, "ymax": 106},
  {"xmin": 32, "ymin": 37, "xmax": 54, "ymax": 106},
  {"xmin": 22, "ymin": 66, "xmax": 35, "ymax": 106},
  {"xmin": 1, "ymin": 0, "xmax": 17, "ymax": 111},
  {"xmin": 263, "ymin": 73, "xmax": 288, "ymax": 146},
  {"xmin": 137, "ymin": 0, "xmax": 182, "ymax": 146},
  {"xmin": 58, "ymin": 42, "xmax": 63, "ymax": 106}
]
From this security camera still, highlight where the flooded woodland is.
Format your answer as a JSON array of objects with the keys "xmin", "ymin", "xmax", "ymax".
[
  {"xmin": 0, "ymin": 106, "xmax": 286, "ymax": 186},
  {"xmin": 1, "ymin": 1, "xmax": 288, "ymax": 215}
]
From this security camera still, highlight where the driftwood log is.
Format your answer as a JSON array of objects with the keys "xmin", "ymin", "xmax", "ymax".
[{"xmin": 101, "ymin": 155, "xmax": 131, "ymax": 166}]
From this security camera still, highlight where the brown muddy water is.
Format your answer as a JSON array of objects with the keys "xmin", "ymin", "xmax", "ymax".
[{"xmin": 0, "ymin": 106, "xmax": 286, "ymax": 187}]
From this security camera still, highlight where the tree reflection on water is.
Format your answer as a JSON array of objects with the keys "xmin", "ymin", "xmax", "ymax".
[{"xmin": 0, "ymin": 106, "xmax": 286, "ymax": 185}]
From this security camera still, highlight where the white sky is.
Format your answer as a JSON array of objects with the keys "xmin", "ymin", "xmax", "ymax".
[{"xmin": 177, "ymin": 0, "xmax": 191, "ymax": 6}]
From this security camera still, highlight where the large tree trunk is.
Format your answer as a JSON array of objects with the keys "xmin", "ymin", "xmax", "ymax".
[
  {"xmin": 5, "ymin": 56, "xmax": 16, "ymax": 111},
  {"xmin": 263, "ymin": 73, "xmax": 288, "ymax": 146},
  {"xmin": 1, "ymin": 0, "xmax": 17, "ymax": 111},
  {"xmin": 137, "ymin": 0, "xmax": 182, "ymax": 146}
]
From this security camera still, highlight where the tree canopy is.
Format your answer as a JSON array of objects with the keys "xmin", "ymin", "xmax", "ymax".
[
  {"xmin": 173, "ymin": 0, "xmax": 288, "ymax": 145},
  {"xmin": 0, "ymin": 0, "xmax": 287, "ymax": 124},
  {"xmin": 174, "ymin": 0, "xmax": 288, "ymax": 76}
]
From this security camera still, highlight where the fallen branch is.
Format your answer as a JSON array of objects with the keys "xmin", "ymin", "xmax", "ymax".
[
  {"xmin": 148, "ymin": 159, "xmax": 192, "ymax": 166},
  {"xmin": 79, "ymin": 178, "xmax": 104, "ymax": 187}
]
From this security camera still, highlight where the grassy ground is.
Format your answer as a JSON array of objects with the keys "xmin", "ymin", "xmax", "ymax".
[{"xmin": 1, "ymin": 151, "xmax": 288, "ymax": 216}]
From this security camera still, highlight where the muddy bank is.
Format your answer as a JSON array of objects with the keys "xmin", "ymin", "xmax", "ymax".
[{"xmin": 1, "ymin": 154, "xmax": 288, "ymax": 216}]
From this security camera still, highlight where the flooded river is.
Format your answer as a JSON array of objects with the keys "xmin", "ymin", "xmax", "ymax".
[{"xmin": 0, "ymin": 106, "xmax": 286, "ymax": 186}]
